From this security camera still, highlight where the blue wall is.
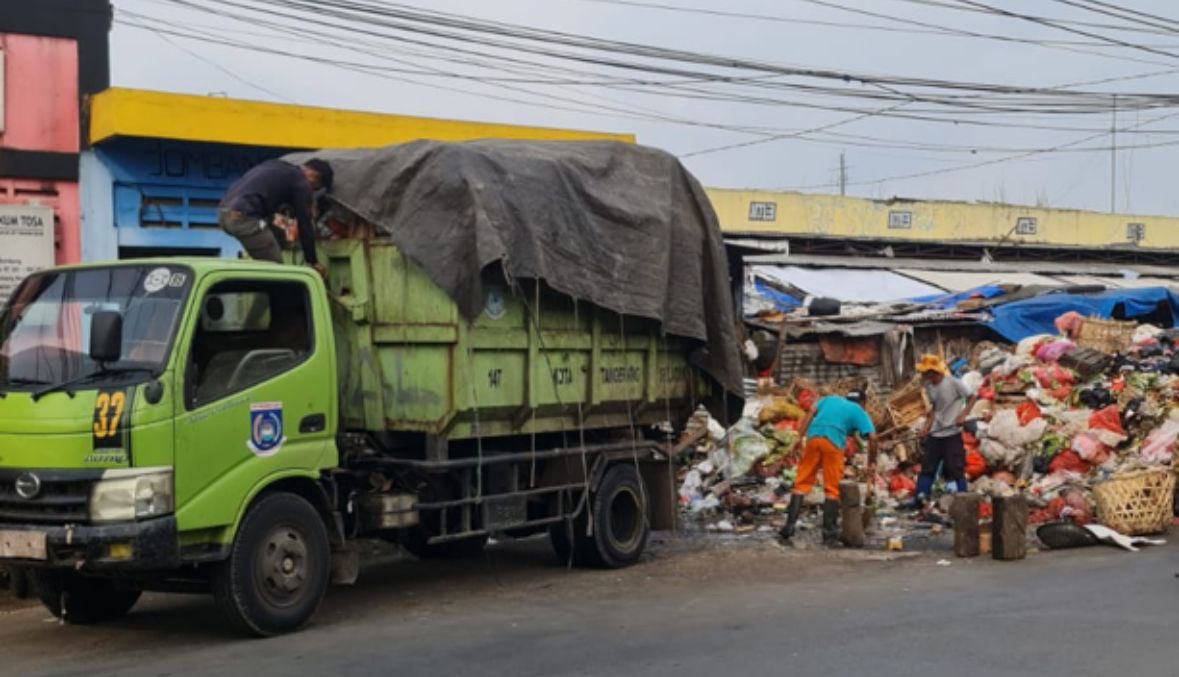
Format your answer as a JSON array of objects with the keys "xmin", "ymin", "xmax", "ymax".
[{"xmin": 80, "ymin": 138, "xmax": 296, "ymax": 261}]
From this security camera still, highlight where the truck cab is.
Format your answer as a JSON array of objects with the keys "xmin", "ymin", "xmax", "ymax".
[{"xmin": 0, "ymin": 259, "xmax": 339, "ymax": 633}]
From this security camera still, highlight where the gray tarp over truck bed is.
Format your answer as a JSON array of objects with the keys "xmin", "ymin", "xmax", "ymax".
[{"xmin": 288, "ymin": 140, "xmax": 745, "ymax": 401}]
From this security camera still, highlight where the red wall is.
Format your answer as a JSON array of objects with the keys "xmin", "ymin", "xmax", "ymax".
[{"xmin": 0, "ymin": 33, "xmax": 80, "ymax": 264}]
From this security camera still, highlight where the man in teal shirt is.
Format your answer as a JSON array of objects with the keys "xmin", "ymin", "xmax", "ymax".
[{"xmin": 781, "ymin": 390, "xmax": 878, "ymax": 545}]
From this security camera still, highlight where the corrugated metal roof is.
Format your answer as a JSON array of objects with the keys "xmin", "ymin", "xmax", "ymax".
[
  {"xmin": 897, "ymin": 269, "xmax": 1064, "ymax": 292},
  {"xmin": 752, "ymin": 265, "xmax": 942, "ymax": 303}
]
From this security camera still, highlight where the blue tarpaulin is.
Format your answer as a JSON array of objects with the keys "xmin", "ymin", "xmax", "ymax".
[
  {"xmin": 750, "ymin": 278, "xmax": 801, "ymax": 310},
  {"xmin": 910, "ymin": 284, "xmax": 1007, "ymax": 310},
  {"xmin": 985, "ymin": 287, "xmax": 1179, "ymax": 342}
]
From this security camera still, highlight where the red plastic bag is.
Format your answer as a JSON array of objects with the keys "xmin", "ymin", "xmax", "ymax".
[
  {"xmin": 1088, "ymin": 405, "xmax": 1125, "ymax": 437},
  {"xmin": 965, "ymin": 450, "xmax": 986, "ymax": 480},
  {"xmin": 1033, "ymin": 364, "xmax": 1074, "ymax": 389},
  {"xmin": 962, "ymin": 431, "xmax": 987, "ymax": 480},
  {"xmin": 1016, "ymin": 401, "xmax": 1042, "ymax": 426},
  {"xmin": 977, "ymin": 501, "xmax": 993, "ymax": 520},
  {"xmin": 1048, "ymin": 450, "xmax": 1092, "ymax": 475},
  {"xmin": 888, "ymin": 472, "xmax": 917, "ymax": 499},
  {"xmin": 797, "ymin": 389, "xmax": 817, "ymax": 412}
]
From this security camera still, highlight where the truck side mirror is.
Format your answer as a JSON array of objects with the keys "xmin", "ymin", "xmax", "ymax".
[{"xmin": 89, "ymin": 311, "xmax": 123, "ymax": 364}]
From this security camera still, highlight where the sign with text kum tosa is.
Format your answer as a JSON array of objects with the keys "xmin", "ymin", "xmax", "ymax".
[{"xmin": 0, "ymin": 205, "xmax": 54, "ymax": 304}]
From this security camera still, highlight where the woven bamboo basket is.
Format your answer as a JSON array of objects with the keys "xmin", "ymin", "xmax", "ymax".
[
  {"xmin": 1076, "ymin": 317, "xmax": 1135, "ymax": 354},
  {"xmin": 1093, "ymin": 468, "xmax": 1175, "ymax": 535}
]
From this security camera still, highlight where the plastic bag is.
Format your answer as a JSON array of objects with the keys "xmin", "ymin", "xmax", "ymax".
[
  {"xmin": 1071, "ymin": 432, "xmax": 1111, "ymax": 464},
  {"xmin": 960, "ymin": 371, "xmax": 983, "ymax": 395},
  {"xmin": 1016, "ymin": 401, "xmax": 1042, "ymax": 426},
  {"xmin": 1087, "ymin": 404, "xmax": 1128, "ymax": 447},
  {"xmin": 1048, "ymin": 449, "xmax": 1092, "ymax": 475},
  {"xmin": 1032, "ymin": 364, "xmax": 1074, "ymax": 389},
  {"xmin": 1017, "ymin": 334, "xmax": 1055, "ymax": 358},
  {"xmin": 988, "ymin": 409, "xmax": 1049, "ymax": 448},
  {"xmin": 1088, "ymin": 405, "xmax": 1125, "ymax": 435},
  {"xmin": 965, "ymin": 449, "xmax": 987, "ymax": 480},
  {"xmin": 730, "ymin": 433, "xmax": 771, "ymax": 478},
  {"xmin": 758, "ymin": 397, "xmax": 806, "ymax": 425},
  {"xmin": 1139, "ymin": 419, "xmax": 1179, "ymax": 465},
  {"xmin": 1034, "ymin": 339, "xmax": 1076, "ymax": 363},
  {"xmin": 796, "ymin": 389, "xmax": 818, "ymax": 412},
  {"xmin": 888, "ymin": 471, "xmax": 917, "ymax": 499}
]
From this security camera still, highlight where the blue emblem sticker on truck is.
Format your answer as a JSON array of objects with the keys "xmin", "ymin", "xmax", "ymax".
[{"xmin": 248, "ymin": 402, "xmax": 286, "ymax": 457}]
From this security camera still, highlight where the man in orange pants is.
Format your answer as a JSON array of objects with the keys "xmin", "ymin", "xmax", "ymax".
[{"xmin": 780, "ymin": 390, "xmax": 878, "ymax": 545}]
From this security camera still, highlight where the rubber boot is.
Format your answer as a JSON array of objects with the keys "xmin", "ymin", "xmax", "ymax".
[
  {"xmin": 905, "ymin": 474, "xmax": 935, "ymax": 510},
  {"xmin": 821, "ymin": 499, "xmax": 841, "ymax": 546},
  {"xmin": 778, "ymin": 494, "xmax": 803, "ymax": 542}
]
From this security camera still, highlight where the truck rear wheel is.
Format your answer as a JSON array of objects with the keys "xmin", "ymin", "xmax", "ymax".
[
  {"xmin": 212, "ymin": 492, "xmax": 330, "ymax": 636},
  {"xmin": 551, "ymin": 464, "xmax": 649, "ymax": 568},
  {"xmin": 30, "ymin": 571, "xmax": 141, "ymax": 624}
]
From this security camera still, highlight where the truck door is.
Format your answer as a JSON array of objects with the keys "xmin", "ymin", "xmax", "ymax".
[{"xmin": 173, "ymin": 274, "xmax": 335, "ymax": 533}]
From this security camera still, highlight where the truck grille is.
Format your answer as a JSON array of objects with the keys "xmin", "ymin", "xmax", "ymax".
[{"xmin": 0, "ymin": 469, "xmax": 102, "ymax": 524}]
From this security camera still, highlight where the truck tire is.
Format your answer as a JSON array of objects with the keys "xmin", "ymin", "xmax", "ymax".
[
  {"xmin": 584, "ymin": 464, "xmax": 649, "ymax": 568},
  {"xmin": 212, "ymin": 492, "xmax": 331, "ymax": 636},
  {"xmin": 30, "ymin": 571, "xmax": 141, "ymax": 624},
  {"xmin": 551, "ymin": 464, "xmax": 649, "ymax": 568}
]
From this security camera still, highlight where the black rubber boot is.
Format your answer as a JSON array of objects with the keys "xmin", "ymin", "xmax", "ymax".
[
  {"xmin": 778, "ymin": 494, "xmax": 803, "ymax": 542},
  {"xmin": 821, "ymin": 499, "xmax": 841, "ymax": 546}
]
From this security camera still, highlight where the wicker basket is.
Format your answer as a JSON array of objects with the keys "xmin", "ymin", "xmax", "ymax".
[
  {"xmin": 1093, "ymin": 468, "xmax": 1176, "ymax": 535},
  {"xmin": 1076, "ymin": 317, "xmax": 1135, "ymax": 354}
]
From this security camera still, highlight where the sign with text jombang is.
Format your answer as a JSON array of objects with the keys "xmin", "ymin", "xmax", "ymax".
[{"xmin": 0, "ymin": 205, "xmax": 55, "ymax": 303}]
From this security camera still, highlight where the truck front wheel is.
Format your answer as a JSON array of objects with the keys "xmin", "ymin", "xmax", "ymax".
[
  {"xmin": 30, "ymin": 571, "xmax": 141, "ymax": 624},
  {"xmin": 212, "ymin": 492, "xmax": 331, "ymax": 636}
]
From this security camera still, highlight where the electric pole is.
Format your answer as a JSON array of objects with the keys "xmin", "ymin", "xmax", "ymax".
[
  {"xmin": 1111, "ymin": 94, "xmax": 1117, "ymax": 213},
  {"xmin": 839, "ymin": 152, "xmax": 847, "ymax": 196}
]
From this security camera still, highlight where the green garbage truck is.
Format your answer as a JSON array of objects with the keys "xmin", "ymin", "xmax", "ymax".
[{"xmin": 0, "ymin": 141, "xmax": 742, "ymax": 635}]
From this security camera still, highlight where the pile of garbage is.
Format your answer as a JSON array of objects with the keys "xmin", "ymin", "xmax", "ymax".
[
  {"xmin": 677, "ymin": 313, "xmax": 1179, "ymax": 543},
  {"xmin": 956, "ymin": 316, "xmax": 1178, "ymax": 527}
]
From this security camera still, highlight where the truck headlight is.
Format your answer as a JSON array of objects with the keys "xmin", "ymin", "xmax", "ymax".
[{"xmin": 89, "ymin": 468, "xmax": 174, "ymax": 523}]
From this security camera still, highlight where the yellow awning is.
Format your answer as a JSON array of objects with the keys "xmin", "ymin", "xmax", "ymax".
[{"xmin": 89, "ymin": 88, "xmax": 634, "ymax": 148}]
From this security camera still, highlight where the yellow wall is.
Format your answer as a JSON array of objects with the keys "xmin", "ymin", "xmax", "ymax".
[
  {"xmin": 706, "ymin": 188, "xmax": 1179, "ymax": 250},
  {"xmin": 89, "ymin": 88, "xmax": 634, "ymax": 148}
]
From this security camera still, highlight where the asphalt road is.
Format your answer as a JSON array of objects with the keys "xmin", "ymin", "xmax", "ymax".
[{"xmin": 1, "ymin": 536, "xmax": 1176, "ymax": 677}]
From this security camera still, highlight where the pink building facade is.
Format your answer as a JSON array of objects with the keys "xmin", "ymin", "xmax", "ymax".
[{"xmin": 0, "ymin": 2, "xmax": 110, "ymax": 267}]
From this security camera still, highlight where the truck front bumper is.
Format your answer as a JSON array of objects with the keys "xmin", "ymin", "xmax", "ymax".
[{"xmin": 0, "ymin": 517, "xmax": 180, "ymax": 571}]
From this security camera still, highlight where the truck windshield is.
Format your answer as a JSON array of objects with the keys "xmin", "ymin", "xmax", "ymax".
[{"xmin": 0, "ymin": 265, "xmax": 192, "ymax": 389}]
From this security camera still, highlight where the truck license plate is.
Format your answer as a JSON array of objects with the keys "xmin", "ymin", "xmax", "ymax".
[{"xmin": 0, "ymin": 530, "xmax": 47, "ymax": 560}]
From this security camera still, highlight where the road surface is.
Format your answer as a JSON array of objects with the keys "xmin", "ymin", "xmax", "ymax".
[{"xmin": 1, "ymin": 536, "xmax": 1175, "ymax": 676}]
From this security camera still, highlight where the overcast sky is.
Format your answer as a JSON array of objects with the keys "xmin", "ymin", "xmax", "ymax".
[{"xmin": 110, "ymin": 0, "xmax": 1179, "ymax": 216}]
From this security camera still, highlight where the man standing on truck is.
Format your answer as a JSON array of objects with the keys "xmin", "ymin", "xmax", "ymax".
[
  {"xmin": 911, "ymin": 353, "xmax": 978, "ymax": 509},
  {"xmin": 218, "ymin": 158, "xmax": 333, "ymax": 276},
  {"xmin": 780, "ymin": 390, "xmax": 878, "ymax": 546}
]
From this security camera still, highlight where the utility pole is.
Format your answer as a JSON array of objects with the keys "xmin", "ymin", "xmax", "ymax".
[
  {"xmin": 838, "ymin": 152, "xmax": 847, "ymax": 196},
  {"xmin": 1110, "ymin": 94, "xmax": 1117, "ymax": 213}
]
